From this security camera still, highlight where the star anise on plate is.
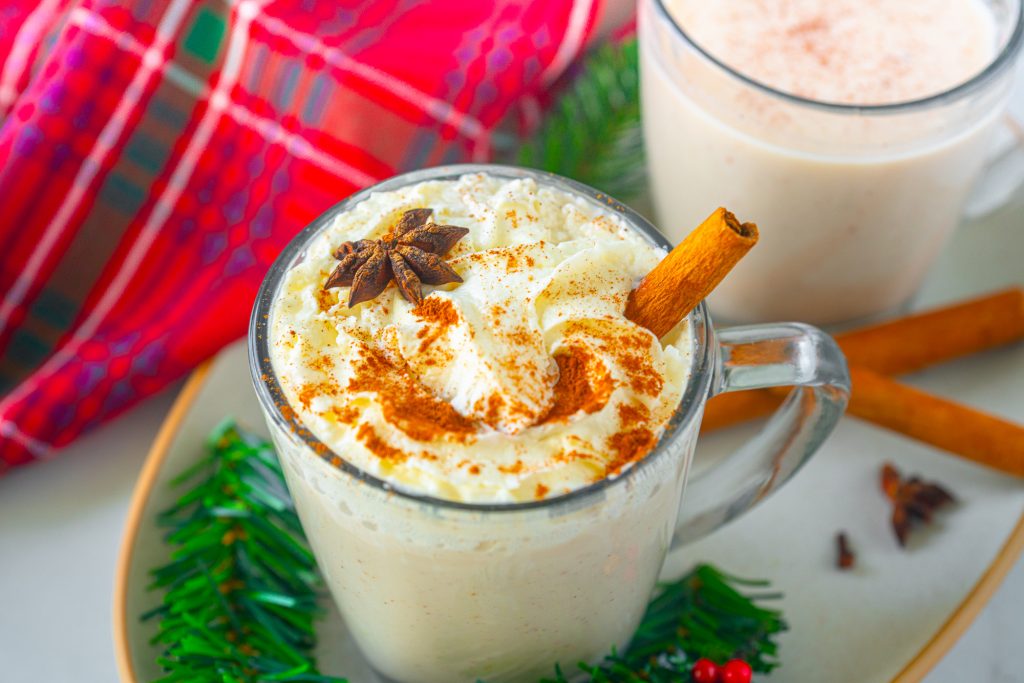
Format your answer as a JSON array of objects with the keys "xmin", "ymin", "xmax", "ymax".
[
  {"xmin": 880, "ymin": 462, "xmax": 956, "ymax": 547},
  {"xmin": 324, "ymin": 208, "xmax": 469, "ymax": 307}
]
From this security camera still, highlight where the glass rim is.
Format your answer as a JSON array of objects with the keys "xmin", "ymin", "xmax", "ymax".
[
  {"xmin": 649, "ymin": 0, "xmax": 1024, "ymax": 114},
  {"xmin": 248, "ymin": 163, "xmax": 715, "ymax": 514}
]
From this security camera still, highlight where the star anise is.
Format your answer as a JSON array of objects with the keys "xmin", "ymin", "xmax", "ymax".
[
  {"xmin": 324, "ymin": 208, "xmax": 469, "ymax": 307},
  {"xmin": 880, "ymin": 462, "xmax": 956, "ymax": 547}
]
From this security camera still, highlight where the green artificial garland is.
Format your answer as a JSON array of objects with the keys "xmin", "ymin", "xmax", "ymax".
[
  {"xmin": 514, "ymin": 38, "xmax": 645, "ymax": 201},
  {"xmin": 144, "ymin": 422, "xmax": 340, "ymax": 683}
]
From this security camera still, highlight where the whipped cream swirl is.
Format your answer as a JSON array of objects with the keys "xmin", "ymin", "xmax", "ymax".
[{"xmin": 270, "ymin": 174, "xmax": 692, "ymax": 502}]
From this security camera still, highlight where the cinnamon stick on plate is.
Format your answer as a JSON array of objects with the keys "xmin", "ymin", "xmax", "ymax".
[
  {"xmin": 836, "ymin": 287, "xmax": 1024, "ymax": 374},
  {"xmin": 702, "ymin": 287, "xmax": 1024, "ymax": 431},
  {"xmin": 699, "ymin": 287, "xmax": 1024, "ymax": 477},
  {"xmin": 848, "ymin": 367, "xmax": 1024, "ymax": 477}
]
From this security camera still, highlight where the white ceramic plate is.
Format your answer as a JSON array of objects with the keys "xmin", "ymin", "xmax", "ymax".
[{"xmin": 115, "ymin": 210, "xmax": 1024, "ymax": 683}]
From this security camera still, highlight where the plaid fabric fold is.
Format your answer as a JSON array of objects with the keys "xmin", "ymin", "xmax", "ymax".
[{"xmin": 0, "ymin": 0, "xmax": 605, "ymax": 473}]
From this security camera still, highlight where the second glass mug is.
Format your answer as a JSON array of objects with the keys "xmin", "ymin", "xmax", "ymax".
[
  {"xmin": 640, "ymin": 0, "xmax": 1024, "ymax": 326},
  {"xmin": 249, "ymin": 165, "xmax": 851, "ymax": 683}
]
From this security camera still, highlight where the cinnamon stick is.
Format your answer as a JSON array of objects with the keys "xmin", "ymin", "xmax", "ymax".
[
  {"xmin": 702, "ymin": 288, "xmax": 1024, "ymax": 431},
  {"xmin": 847, "ymin": 367, "xmax": 1024, "ymax": 477},
  {"xmin": 837, "ymin": 287, "xmax": 1024, "ymax": 374},
  {"xmin": 625, "ymin": 208, "xmax": 757, "ymax": 338}
]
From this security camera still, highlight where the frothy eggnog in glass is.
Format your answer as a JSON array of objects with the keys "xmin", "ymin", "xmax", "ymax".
[
  {"xmin": 264, "ymin": 172, "xmax": 694, "ymax": 682},
  {"xmin": 641, "ymin": 0, "xmax": 1023, "ymax": 325},
  {"xmin": 250, "ymin": 165, "xmax": 851, "ymax": 683}
]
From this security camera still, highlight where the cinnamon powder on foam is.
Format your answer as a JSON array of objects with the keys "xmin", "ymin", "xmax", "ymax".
[
  {"xmin": 337, "ymin": 296, "xmax": 477, "ymax": 463},
  {"xmin": 541, "ymin": 345, "xmax": 613, "ymax": 424},
  {"xmin": 349, "ymin": 327, "xmax": 663, "ymax": 476},
  {"xmin": 413, "ymin": 295, "xmax": 460, "ymax": 354},
  {"xmin": 606, "ymin": 402, "xmax": 656, "ymax": 476},
  {"xmin": 345, "ymin": 342, "xmax": 476, "ymax": 445},
  {"xmin": 331, "ymin": 294, "xmax": 667, "ymax": 481}
]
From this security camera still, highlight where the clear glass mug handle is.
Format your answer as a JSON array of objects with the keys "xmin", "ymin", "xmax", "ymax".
[
  {"xmin": 671, "ymin": 323, "xmax": 851, "ymax": 547},
  {"xmin": 964, "ymin": 112, "xmax": 1024, "ymax": 219}
]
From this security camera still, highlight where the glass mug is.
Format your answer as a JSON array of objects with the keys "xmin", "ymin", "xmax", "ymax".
[
  {"xmin": 640, "ymin": 0, "xmax": 1024, "ymax": 326},
  {"xmin": 249, "ymin": 165, "xmax": 850, "ymax": 683}
]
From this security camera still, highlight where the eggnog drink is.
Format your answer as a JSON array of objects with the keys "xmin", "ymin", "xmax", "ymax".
[
  {"xmin": 641, "ymin": 0, "xmax": 1021, "ymax": 324},
  {"xmin": 264, "ymin": 173, "xmax": 696, "ymax": 682}
]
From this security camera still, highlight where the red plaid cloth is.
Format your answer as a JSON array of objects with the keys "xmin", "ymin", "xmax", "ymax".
[{"xmin": 0, "ymin": 0, "xmax": 611, "ymax": 473}]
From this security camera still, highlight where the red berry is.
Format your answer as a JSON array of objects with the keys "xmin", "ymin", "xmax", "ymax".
[
  {"xmin": 691, "ymin": 658, "xmax": 719, "ymax": 683},
  {"xmin": 720, "ymin": 659, "xmax": 753, "ymax": 683}
]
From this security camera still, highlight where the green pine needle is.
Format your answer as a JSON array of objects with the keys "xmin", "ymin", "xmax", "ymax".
[
  {"xmin": 515, "ymin": 38, "xmax": 645, "ymax": 200},
  {"xmin": 537, "ymin": 565, "xmax": 786, "ymax": 683},
  {"xmin": 144, "ymin": 420, "xmax": 346, "ymax": 683}
]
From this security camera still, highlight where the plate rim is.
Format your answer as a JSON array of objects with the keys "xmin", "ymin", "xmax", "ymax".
[
  {"xmin": 113, "ymin": 360, "xmax": 213, "ymax": 683},
  {"xmin": 112, "ymin": 350, "xmax": 1024, "ymax": 683}
]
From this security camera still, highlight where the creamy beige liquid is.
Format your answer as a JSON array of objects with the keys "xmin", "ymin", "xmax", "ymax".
[
  {"xmin": 642, "ymin": 0, "xmax": 1005, "ymax": 324},
  {"xmin": 675, "ymin": 0, "xmax": 996, "ymax": 106}
]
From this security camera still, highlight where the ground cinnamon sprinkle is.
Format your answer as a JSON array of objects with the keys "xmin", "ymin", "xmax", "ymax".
[
  {"xmin": 483, "ymin": 393, "xmax": 506, "ymax": 428},
  {"xmin": 297, "ymin": 382, "xmax": 338, "ymax": 410},
  {"xmin": 316, "ymin": 286, "xmax": 338, "ymax": 312},
  {"xmin": 356, "ymin": 423, "xmax": 407, "ymax": 462},
  {"xmin": 606, "ymin": 427, "xmax": 657, "ymax": 476},
  {"xmin": 306, "ymin": 354, "xmax": 335, "ymax": 373},
  {"xmin": 346, "ymin": 343, "xmax": 477, "ymax": 443},
  {"xmin": 562, "ymin": 320, "xmax": 665, "ymax": 398},
  {"xmin": 328, "ymin": 405, "xmax": 360, "ymax": 424},
  {"xmin": 503, "ymin": 327, "xmax": 535, "ymax": 347},
  {"xmin": 554, "ymin": 449, "xmax": 593, "ymax": 464},
  {"xmin": 611, "ymin": 330, "xmax": 664, "ymax": 397},
  {"xmin": 498, "ymin": 460, "xmax": 525, "ymax": 474},
  {"xmin": 412, "ymin": 295, "xmax": 460, "ymax": 352},
  {"xmin": 278, "ymin": 402, "xmax": 296, "ymax": 423},
  {"xmin": 617, "ymin": 401, "xmax": 650, "ymax": 427},
  {"xmin": 542, "ymin": 345, "xmax": 613, "ymax": 423}
]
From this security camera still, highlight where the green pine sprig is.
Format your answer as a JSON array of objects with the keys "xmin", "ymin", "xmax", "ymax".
[
  {"xmin": 143, "ymin": 420, "xmax": 346, "ymax": 683},
  {"xmin": 539, "ymin": 565, "xmax": 785, "ymax": 682},
  {"xmin": 514, "ymin": 38, "xmax": 645, "ymax": 200}
]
